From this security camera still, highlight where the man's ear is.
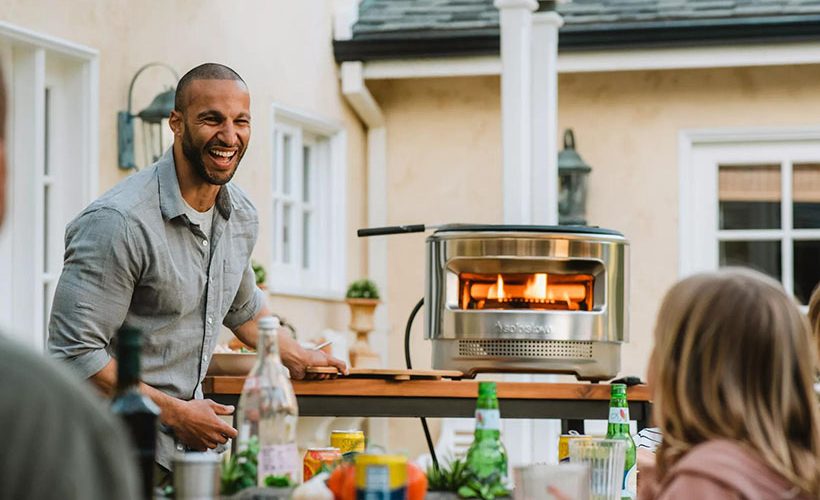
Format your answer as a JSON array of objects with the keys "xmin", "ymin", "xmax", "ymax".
[{"xmin": 168, "ymin": 110, "xmax": 183, "ymax": 137}]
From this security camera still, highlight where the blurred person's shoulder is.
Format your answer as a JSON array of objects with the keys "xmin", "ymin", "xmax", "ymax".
[
  {"xmin": 0, "ymin": 332, "xmax": 140, "ymax": 500},
  {"xmin": 658, "ymin": 440, "xmax": 809, "ymax": 500}
]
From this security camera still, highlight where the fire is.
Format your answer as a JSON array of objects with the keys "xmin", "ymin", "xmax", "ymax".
[
  {"xmin": 487, "ymin": 274, "xmax": 506, "ymax": 300},
  {"xmin": 523, "ymin": 273, "xmax": 548, "ymax": 300},
  {"xmin": 461, "ymin": 271, "xmax": 594, "ymax": 311}
]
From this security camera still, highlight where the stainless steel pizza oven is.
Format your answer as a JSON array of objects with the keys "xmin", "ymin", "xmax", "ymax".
[{"xmin": 425, "ymin": 225, "xmax": 629, "ymax": 381}]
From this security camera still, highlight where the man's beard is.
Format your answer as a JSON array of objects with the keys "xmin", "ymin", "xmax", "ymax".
[{"xmin": 181, "ymin": 127, "xmax": 245, "ymax": 186}]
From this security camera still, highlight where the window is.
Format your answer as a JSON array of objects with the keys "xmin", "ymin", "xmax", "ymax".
[
  {"xmin": 680, "ymin": 130, "xmax": 820, "ymax": 304},
  {"xmin": 270, "ymin": 105, "xmax": 346, "ymax": 299}
]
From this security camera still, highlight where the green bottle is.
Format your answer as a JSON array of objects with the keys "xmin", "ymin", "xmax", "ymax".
[
  {"xmin": 606, "ymin": 383, "xmax": 637, "ymax": 500},
  {"xmin": 465, "ymin": 382, "xmax": 508, "ymax": 485}
]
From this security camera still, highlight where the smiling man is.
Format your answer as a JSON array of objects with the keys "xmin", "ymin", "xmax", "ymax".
[{"xmin": 47, "ymin": 63, "xmax": 346, "ymax": 479}]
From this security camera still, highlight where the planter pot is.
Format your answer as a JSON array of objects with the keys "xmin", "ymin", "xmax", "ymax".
[{"xmin": 346, "ymin": 297, "xmax": 380, "ymax": 333}]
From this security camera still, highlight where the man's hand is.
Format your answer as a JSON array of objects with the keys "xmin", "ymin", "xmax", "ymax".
[
  {"xmin": 165, "ymin": 399, "xmax": 238, "ymax": 451},
  {"xmin": 278, "ymin": 331, "xmax": 347, "ymax": 380}
]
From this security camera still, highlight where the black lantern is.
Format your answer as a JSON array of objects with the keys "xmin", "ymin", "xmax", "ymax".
[
  {"xmin": 117, "ymin": 63, "xmax": 178, "ymax": 170},
  {"xmin": 557, "ymin": 129, "xmax": 591, "ymax": 225}
]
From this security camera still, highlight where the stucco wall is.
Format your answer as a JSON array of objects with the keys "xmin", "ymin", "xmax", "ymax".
[
  {"xmin": 0, "ymin": 0, "xmax": 368, "ymax": 338},
  {"xmin": 370, "ymin": 63, "xmax": 820, "ymax": 456}
]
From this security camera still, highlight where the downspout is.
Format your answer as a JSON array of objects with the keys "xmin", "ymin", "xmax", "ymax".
[{"xmin": 340, "ymin": 60, "xmax": 389, "ymax": 446}]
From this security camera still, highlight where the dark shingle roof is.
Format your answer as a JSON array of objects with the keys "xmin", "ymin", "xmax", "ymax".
[
  {"xmin": 354, "ymin": 0, "xmax": 820, "ymax": 36},
  {"xmin": 335, "ymin": 0, "xmax": 820, "ymax": 61}
]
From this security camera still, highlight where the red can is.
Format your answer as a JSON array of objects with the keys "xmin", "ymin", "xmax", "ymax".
[{"xmin": 303, "ymin": 447, "xmax": 342, "ymax": 481}]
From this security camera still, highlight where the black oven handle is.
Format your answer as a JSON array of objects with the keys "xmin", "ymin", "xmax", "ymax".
[{"xmin": 357, "ymin": 224, "xmax": 429, "ymax": 237}]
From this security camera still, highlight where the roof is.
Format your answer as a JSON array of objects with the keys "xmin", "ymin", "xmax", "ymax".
[{"xmin": 334, "ymin": 0, "xmax": 820, "ymax": 62}]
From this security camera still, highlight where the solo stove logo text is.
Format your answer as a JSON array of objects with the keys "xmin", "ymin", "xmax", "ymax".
[{"xmin": 495, "ymin": 321, "xmax": 552, "ymax": 336}]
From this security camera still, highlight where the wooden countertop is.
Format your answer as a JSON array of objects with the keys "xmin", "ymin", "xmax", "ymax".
[{"xmin": 203, "ymin": 376, "xmax": 651, "ymax": 402}]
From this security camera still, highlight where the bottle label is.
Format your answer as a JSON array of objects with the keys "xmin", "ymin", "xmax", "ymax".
[
  {"xmin": 608, "ymin": 407, "xmax": 630, "ymax": 424},
  {"xmin": 258, "ymin": 442, "xmax": 298, "ymax": 482},
  {"xmin": 475, "ymin": 409, "xmax": 500, "ymax": 430},
  {"xmin": 622, "ymin": 464, "xmax": 637, "ymax": 499}
]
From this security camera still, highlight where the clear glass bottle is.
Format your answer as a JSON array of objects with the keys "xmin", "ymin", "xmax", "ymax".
[
  {"xmin": 235, "ymin": 316, "xmax": 300, "ymax": 486},
  {"xmin": 465, "ymin": 381, "xmax": 508, "ymax": 484},
  {"xmin": 606, "ymin": 383, "xmax": 637, "ymax": 500},
  {"xmin": 111, "ymin": 326, "xmax": 160, "ymax": 500}
]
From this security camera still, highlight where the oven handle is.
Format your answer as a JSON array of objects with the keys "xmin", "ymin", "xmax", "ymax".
[{"xmin": 357, "ymin": 224, "xmax": 431, "ymax": 237}]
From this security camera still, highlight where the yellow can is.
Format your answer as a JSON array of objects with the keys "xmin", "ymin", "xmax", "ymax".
[
  {"xmin": 331, "ymin": 430, "xmax": 365, "ymax": 454},
  {"xmin": 558, "ymin": 433, "xmax": 592, "ymax": 462},
  {"xmin": 354, "ymin": 454, "xmax": 407, "ymax": 499}
]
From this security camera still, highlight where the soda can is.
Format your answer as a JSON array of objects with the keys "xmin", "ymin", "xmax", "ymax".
[
  {"xmin": 331, "ymin": 430, "xmax": 365, "ymax": 454},
  {"xmin": 303, "ymin": 447, "xmax": 342, "ymax": 482},
  {"xmin": 558, "ymin": 433, "xmax": 592, "ymax": 463},
  {"xmin": 354, "ymin": 454, "xmax": 407, "ymax": 500}
]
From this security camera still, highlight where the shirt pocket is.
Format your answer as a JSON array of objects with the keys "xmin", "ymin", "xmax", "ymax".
[{"xmin": 220, "ymin": 258, "xmax": 246, "ymax": 315}]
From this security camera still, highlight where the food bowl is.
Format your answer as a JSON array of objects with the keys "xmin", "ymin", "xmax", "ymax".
[{"xmin": 206, "ymin": 353, "xmax": 256, "ymax": 376}]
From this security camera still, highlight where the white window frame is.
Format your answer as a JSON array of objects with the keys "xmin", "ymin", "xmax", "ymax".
[
  {"xmin": 270, "ymin": 104, "xmax": 346, "ymax": 300},
  {"xmin": 0, "ymin": 22, "xmax": 98, "ymax": 351},
  {"xmin": 679, "ymin": 127, "xmax": 820, "ymax": 302}
]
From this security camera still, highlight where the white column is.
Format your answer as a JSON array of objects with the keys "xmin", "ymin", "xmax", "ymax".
[
  {"xmin": 495, "ymin": 0, "xmax": 538, "ymax": 225},
  {"xmin": 531, "ymin": 11, "xmax": 564, "ymax": 226}
]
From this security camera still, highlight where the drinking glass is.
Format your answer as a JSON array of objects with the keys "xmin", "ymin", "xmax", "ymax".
[
  {"xmin": 513, "ymin": 463, "xmax": 590, "ymax": 500},
  {"xmin": 569, "ymin": 438, "xmax": 625, "ymax": 500}
]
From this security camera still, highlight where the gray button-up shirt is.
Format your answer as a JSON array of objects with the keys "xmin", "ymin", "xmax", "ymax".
[{"xmin": 48, "ymin": 149, "xmax": 265, "ymax": 467}]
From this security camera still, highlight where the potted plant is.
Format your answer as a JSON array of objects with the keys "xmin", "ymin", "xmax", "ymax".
[
  {"xmin": 252, "ymin": 260, "xmax": 267, "ymax": 290},
  {"xmin": 426, "ymin": 459, "xmax": 511, "ymax": 500},
  {"xmin": 345, "ymin": 279, "xmax": 381, "ymax": 368}
]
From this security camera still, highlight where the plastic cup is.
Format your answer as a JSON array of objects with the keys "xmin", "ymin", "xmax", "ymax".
[
  {"xmin": 513, "ymin": 463, "xmax": 590, "ymax": 500},
  {"xmin": 569, "ymin": 438, "xmax": 626, "ymax": 500}
]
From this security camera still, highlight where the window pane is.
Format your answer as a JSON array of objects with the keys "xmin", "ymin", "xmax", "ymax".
[
  {"xmin": 44, "ymin": 88, "xmax": 51, "ymax": 176},
  {"xmin": 793, "ymin": 163, "xmax": 820, "ymax": 229},
  {"xmin": 283, "ymin": 134, "xmax": 292, "ymax": 195},
  {"xmin": 303, "ymin": 145, "xmax": 311, "ymax": 202},
  {"xmin": 794, "ymin": 240, "xmax": 820, "ymax": 304},
  {"xmin": 283, "ymin": 204, "xmax": 291, "ymax": 264},
  {"xmin": 719, "ymin": 164, "xmax": 781, "ymax": 230},
  {"xmin": 303, "ymin": 211, "xmax": 311, "ymax": 270},
  {"xmin": 719, "ymin": 240, "xmax": 781, "ymax": 280}
]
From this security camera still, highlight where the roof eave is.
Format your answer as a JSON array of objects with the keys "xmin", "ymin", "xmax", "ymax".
[{"xmin": 334, "ymin": 15, "xmax": 820, "ymax": 62}]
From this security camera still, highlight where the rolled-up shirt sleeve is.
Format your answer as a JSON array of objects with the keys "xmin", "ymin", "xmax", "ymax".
[
  {"xmin": 48, "ymin": 208, "xmax": 140, "ymax": 379},
  {"xmin": 223, "ymin": 262, "xmax": 265, "ymax": 330}
]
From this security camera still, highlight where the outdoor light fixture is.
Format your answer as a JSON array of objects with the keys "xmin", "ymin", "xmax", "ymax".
[
  {"xmin": 557, "ymin": 128, "xmax": 592, "ymax": 225},
  {"xmin": 117, "ymin": 62, "xmax": 179, "ymax": 169}
]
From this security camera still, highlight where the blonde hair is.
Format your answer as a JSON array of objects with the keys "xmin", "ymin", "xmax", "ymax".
[
  {"xmin": 808, "ymin": 284, "xmax": 820, "ymax": 356},
  {"xmin": 651, "ymin": 268, "xmax": 820, "ymax": 496}
]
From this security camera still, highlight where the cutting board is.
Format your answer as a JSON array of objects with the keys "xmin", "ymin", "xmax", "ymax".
[{"xmin": 306, "ymin": 367, "xmax": 464, "ymax": 381}]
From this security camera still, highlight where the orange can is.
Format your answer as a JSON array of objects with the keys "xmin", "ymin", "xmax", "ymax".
[{"xmin": 303, "ymin": 447, "xmax": 342, "ymax": 481}]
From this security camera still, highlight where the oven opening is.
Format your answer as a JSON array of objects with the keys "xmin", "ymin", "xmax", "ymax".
[{"xmin": 458, "ymin": 272, "xmax": 594, "ymax": 311}]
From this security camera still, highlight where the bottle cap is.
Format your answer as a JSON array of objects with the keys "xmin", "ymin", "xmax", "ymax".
[
  {"xmin": 258, "ymin": 316, "xmax": 281, "ymax": 332},
  {"xmin": 117, "ymin": 326, "xmax": 142, "ymax": 348},
  {"xmin": 610, "ymin": 383, "xmax": 627, "ymax": 396},
  {"xmin": 478, "ymin": 381, "xmax": 497, "ymax": 397}
]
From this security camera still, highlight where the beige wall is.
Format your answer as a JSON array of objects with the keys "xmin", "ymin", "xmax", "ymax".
[
  {"xmin": 370, "ymin": 63, "xmax": 820, "ymax": 456},
  {"xmin": 0, "ymin": 0, "xmax": 368, "ymax": 337}
]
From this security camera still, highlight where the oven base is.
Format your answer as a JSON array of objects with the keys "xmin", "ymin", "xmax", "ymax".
[{"xmin": 431, "ymin": 339, "xmax": 621, "ymax": 381}]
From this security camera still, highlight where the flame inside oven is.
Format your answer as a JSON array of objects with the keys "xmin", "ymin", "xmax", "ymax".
[{"xmin": 459, "ymin": 272, "xmax": 593, "ymax": 311}]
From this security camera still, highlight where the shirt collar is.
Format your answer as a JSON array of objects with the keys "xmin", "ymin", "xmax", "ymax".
[{"xmin": 157, "ymin": 148, "xmax": 233, "ymax": 221}]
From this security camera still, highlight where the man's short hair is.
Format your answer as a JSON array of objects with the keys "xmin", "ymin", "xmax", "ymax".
[{"xmin": 174, "ymin": 63, "xmax": 246, "ymax": 112}]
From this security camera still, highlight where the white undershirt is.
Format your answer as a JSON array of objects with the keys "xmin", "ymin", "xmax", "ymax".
[{"xmin": 182, "ymin": 198, "xmax": 215, "ymax": 242}]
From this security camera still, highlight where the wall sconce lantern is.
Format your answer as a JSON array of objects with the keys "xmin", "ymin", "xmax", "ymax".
[
  {"xmin": 117, "ymin": 63, "xmax": 178, "ymax": 169},
  {"xmin": 557, "ymin": 128, "xmax": 592, "ymax": 225}
]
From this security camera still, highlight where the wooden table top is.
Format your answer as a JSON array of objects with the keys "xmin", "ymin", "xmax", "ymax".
[{"xmin": 203, "ymin": 376, "xmax": 652, "ymax": 402}]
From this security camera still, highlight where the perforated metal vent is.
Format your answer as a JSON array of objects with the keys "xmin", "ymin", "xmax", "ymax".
[{"xmin": 458, "ymin": 339, "xmax": 594, "ymax": 359}]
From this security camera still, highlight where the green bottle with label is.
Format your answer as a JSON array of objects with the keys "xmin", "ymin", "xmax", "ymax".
[
  {"xmin": 465, "ymin": 382, "xmax": 508, "ymax": 485},
  {"xmin": 606, "ymin": 383, "xmax": 637, "ymax": 500}
]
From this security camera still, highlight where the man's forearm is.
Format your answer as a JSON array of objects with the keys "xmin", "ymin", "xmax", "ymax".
[
  {"xmin": 230, "ymin": 305, "xmax": 271, "ymax": 349},
  {"xmin": 89, "ymin": 359, "xmax": 181, "ymax": 426}
]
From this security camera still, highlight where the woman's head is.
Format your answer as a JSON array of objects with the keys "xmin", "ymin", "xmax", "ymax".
[{"xmin": 650, "ymin": 268, "xmax": 820, "ymax": 495}]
